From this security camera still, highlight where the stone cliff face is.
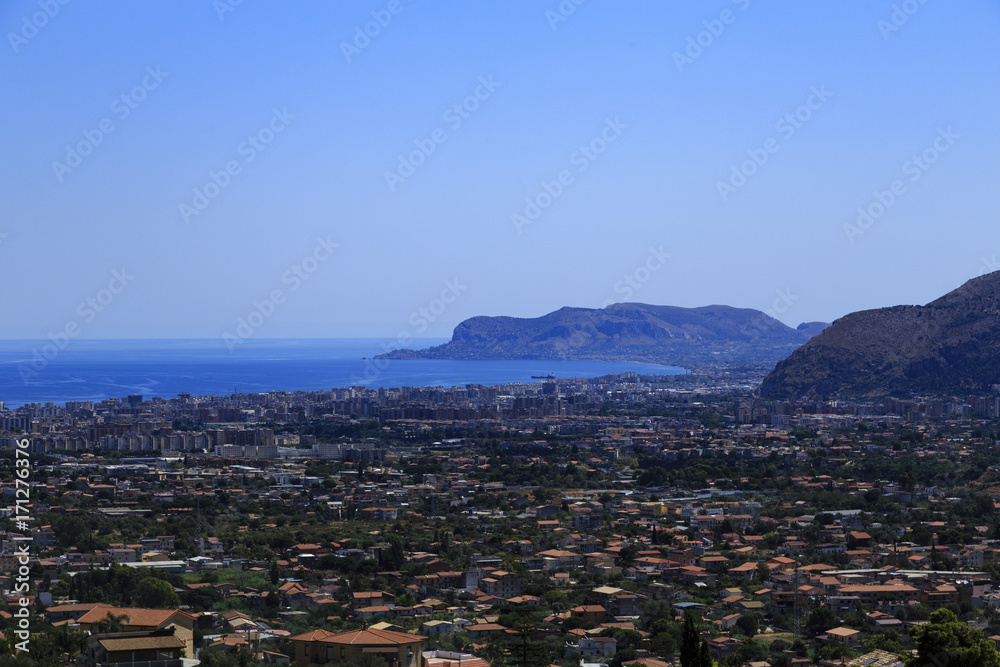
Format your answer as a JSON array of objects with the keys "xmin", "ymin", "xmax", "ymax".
[
  {"xmin": 760, "ymin": 272, "xmax": 1000, "ymax": 398},
  {"xmin": 377, "ymin": 302, "xmax": 825, "ymax": 367}
]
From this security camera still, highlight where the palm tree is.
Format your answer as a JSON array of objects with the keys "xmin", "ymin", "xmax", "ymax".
[{"xmin": 96, "ymin": 611, "xmax": 130, "ymax": 633}]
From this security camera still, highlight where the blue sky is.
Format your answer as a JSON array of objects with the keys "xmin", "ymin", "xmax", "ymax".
[{"xmin": 2, "ymin": 0, "xmax": 999, "ymax": 340}]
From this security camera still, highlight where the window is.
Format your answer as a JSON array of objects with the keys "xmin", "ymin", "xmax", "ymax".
[
  {"xmin": 341, "ymin": 648, "xmax": 346, "ymax": 659},
  {"xmin": 304, "ymin": 646, "xmax": 310, "ymax": 656}
]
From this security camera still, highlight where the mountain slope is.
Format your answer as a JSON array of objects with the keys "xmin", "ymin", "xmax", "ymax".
[
  {"xmin": 759, "ymin": 272, "xmax": 1000, "ymax": 398},
  {"xmin": 378, "ymin": 302, "xmax": 824, "ymax": 367}
]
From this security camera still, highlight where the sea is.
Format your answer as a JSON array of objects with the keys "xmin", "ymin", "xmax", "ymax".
[{"xmin": 0, "ymin": 338, "xmax": 686, "ymax": 409}]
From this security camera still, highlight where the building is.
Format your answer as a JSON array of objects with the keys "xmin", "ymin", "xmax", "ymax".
[
  {"xmin": 422, "ymin": 650, "xmax": 489, "ymax": 667},
  {"xmin": 78, "ymin": 629, "xmax": 185, "ymax": 667},
  {"xmin": 572, "ymin": 636, "xmax": 617, "ymax": 658},
  {"xmin": 76, "ymin": 606, "xmax": 197, "ymax": 658},
  {"xmin": 289, "ymin": 627, "xmax": 425, "ymax": 667}
]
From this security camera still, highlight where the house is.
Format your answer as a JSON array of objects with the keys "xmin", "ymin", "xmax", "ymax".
[
  {"xmin": 421, "ymin": 620, "xmax": 455, "ymax": 636},
  {"xmin": 422, "ymin": 650, "xmax": 490, "ymax": 667},
  {"xmin": 46, "ymin": 602, "xmax": 114, "ymax": 624},
  {"xmin": 569, "ymin": 636, "xmax": 617, "ymax": 658},
  {"xmin": 289, "ymin": 627, "xmax": 425, "ymax": 667},
  {"xmin": 262, "ymin": 650, "xmax": 292, "ymax": 664},
  {"xmin": 569, "ymin": 605, "xmax": 606, "ymax": 625},
  {"xmin": 467, "ymin": 623, "xmax": 509, "ymax": 639},
  {"xmin": 194, "ymin": 537, "xmax": 225, "ymax": 557},
  {"xmin": 78, "ymin": 629, "xmax": 184, "ymax": 667},
  {"xmin": 76, "ymin": 606, "xmax": 197, "ymax": 658},
  {"xmin": 708, "ymin": 636, "xmax": 743, "ymax": 660},
  {"xmin": 824, "ymin": 626, "xmax": 861, "ymax": 646},
  {"xmin": 280, "ymin": 581, "xmax": 311, "ymax": 607},
  {"xmin": 728, "ymin": 561, "xmax": 759, "ymax": 581},
  {"xmin": 610, "ymin": 594, "xmax": 640, "ymax": 617},
  {"xmin": 537, "ymin": 549, "xmax": 583, "ymax": 569},
  {"xmin": 718, "ymin": 613, "xmax": 741, "ymax": 631},
  {"xmin": 479, "ymin": 570, "xmax": 523, "ymax": 598},
  {"xmin": 108, "ymin": 548, "xmax": 137, "ymax": 564},
  {"xmin": 352, "ymin": 591, "xmax": 391, "ymax": 608}
]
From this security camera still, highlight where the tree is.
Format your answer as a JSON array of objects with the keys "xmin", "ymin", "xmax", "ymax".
[
  {"xmin": 96, "ymin": 611, "xmax": 131, "ymax": 633},
  {"xmin": 680, "ymin": 613, "xmax": 700, "ymax": 667},
  {"xmin": 698, "ymin": 639, "xmax": 714, "ymax": 667},
  {"xmin": 382, "ymin": 536, "xmax": 406, "ymax": 570},
  {"xmin": 135, "ymin": 578, "xmax": 180, "ymax": 608},
  {"xmin": 907, "ymin": 608, "xmax": 1000, "ymax": 667},
  {"xmin": 735, "ymin": 614, "xmax": 759, "ymax": 639},
  {"xmin": 269, "ymin": 560, "xmax": 280, "ymax": 585},
  {"xmin": 805, "ymin": 606, "xmax": 837, "ymax": 636},
  {"xmin": 509, "ymin": 616, "xmax": 549, "ymax": 667},
  {"xmin": 52, "ymin": 515, "xmax": 88, "ymax": 548}
]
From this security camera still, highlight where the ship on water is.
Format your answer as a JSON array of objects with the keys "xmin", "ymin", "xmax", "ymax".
[{"xmin": 531, "ymin": 373, "xmax": 556, "ymax": 379}]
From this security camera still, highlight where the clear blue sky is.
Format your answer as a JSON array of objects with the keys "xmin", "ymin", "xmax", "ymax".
[{"xmin": 2, "ymin": 0, "xmax": 998, "ymax": 339}]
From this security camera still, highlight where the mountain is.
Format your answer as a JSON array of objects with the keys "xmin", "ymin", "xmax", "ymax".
[
  {"xmin": 760, "ymin": 272, "xmax": 1000, "ymax": 399},
  {"xmin": 377, "ymin": 302, "xmax": 827, "ymax": 367},
  {"xmin": 796, "ymin": 321, "xmax": 830, "ymax": 338}
]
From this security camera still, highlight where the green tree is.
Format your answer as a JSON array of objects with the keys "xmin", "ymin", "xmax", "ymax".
[
  {"xmin": 735, "ymin": 614, "xmax": 759, "ymax": 639},
  {"xmin": 509, "ymin": 616, "xmax": 549, "ymax": 667},
  {"xmin": 907, "ymin": 608, "xmax": 1000, "ymax": 667},
  {"xmin": 805, "ymin": 606, "xmax": 837, "ymax": 636},
  {"xmin": 135, "ymin": 578, "xmax": 180, "ymax": 608},
  {"xmin": 680, "ymin": 613, "xmax": 700, "ymax": 667},
  {"xmin": 96, "ymin": 611, "xmax": 131, "ymax": 633},
  {"xmin": 52, "ymin": 515, "xmax": 88, "ymax": 548},
  {"xmin": 699, "ymin": 639, "xmax": 714, "ymax": 667}
]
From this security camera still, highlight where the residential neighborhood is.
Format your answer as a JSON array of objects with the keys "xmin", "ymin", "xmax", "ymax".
[{"xmin": 4, "ymin": 378, "xmax": 1000, "ymax": 666}]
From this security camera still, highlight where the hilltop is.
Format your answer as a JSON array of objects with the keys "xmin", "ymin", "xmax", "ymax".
[
  {"xmin": 377, "ymin": 302, "xmax": 827, "ymax": 368},
  {"xmin": 760, "ymin": 271, "xmax": 1000, "ymax": 398}
]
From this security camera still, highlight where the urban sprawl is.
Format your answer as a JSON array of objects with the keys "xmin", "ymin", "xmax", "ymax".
[{"xmin": 3, "ymin": 371, "xmax": 1000, "ymax": 667}]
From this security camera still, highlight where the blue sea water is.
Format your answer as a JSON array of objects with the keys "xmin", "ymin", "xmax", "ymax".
[{"xmin": 0, "ymin": 339, "xmax": 686, "ymax": 408}]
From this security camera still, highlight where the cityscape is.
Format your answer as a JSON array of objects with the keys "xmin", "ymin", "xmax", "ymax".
[{"xmin": 4, "ymin": 2, "xmax": 1000, "ymax": 667}]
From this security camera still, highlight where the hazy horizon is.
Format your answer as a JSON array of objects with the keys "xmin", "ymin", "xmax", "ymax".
[{"xmin": 4, "ymin": 1, "xmax": 998, "ymax": 342}]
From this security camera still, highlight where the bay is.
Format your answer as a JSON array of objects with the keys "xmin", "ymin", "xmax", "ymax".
[{"xmin": 0, "ymin": 338, "xmax": 686, "ymax": 408}]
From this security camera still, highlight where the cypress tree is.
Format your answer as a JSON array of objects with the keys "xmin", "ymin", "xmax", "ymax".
[{"xmin": 680, "ymin": 612, "xmax": 700, "ymax": 667}]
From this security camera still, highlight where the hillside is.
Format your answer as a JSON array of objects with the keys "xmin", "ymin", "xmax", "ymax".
[
  {"xmin": 759, "ymin": 272, "xmax": 1000, "ymax": 398},
  {"xmin": 377, "ymin": 302, "xmax": 825, "ymax": 367}
]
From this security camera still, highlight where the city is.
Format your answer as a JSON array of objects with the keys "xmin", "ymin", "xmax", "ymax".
[{"xmin": 4, "ymin": 371, "xmax": 1000, "ymax": 666}]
